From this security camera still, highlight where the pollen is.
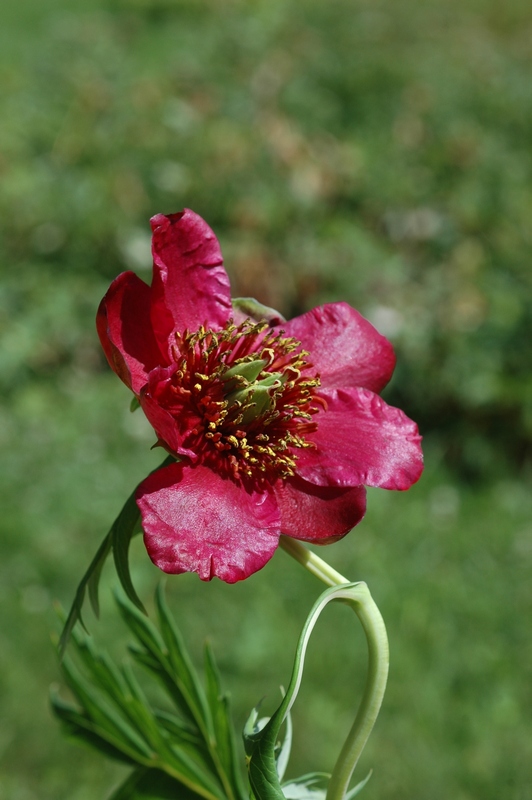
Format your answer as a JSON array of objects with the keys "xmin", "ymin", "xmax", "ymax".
[{"xmin": 167, "ymin": 319, "xmax": 322, "ymax": 484}]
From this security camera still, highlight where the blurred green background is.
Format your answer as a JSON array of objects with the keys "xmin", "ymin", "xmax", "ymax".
[{"xmin": 1, "ymin": 0, "xmax": 531, "ymax": 797}]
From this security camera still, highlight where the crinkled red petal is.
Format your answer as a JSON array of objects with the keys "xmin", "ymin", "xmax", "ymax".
[
  {"xmin": 140, "ymin": 365, "xmax": 200, "ymax": 461},
  {"xmin": 297, "ymin": 387, "xmax": 423, "ymax": 490},
  {"xmin": 149, "ymin": 210, "xmax": 232, "ymax": 350},
  {"xmin": 283, "ymin": 302, "xmax": 396, "ymax": 393},
  {"xmin": 275, "ymin": 475, "xmax": 366, "ymax": 543},
  {"xmin": 136, "ymin": 462, "xmax": 281, "ymax": 583},
  {"xmin": 96, "ymin": 271, "xmax": 163, "ymax": 393}
]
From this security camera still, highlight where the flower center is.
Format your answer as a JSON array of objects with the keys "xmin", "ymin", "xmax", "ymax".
[{"xmin": 168, "ymin": 319, "xmax": 323, "ymax": 483}]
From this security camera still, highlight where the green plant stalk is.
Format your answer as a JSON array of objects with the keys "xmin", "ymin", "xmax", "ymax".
[{"xmin": 279, "ymin": 536, "xmax": 389, "ymax": 800}]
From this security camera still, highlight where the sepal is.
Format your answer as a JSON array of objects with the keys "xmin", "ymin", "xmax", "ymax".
[{"xmin": 232, "ymin": 297, "xmax": 285, "ymax": 326}]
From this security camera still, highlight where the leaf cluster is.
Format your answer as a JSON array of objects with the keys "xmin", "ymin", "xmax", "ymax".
[{"xmin": 52, "ymin": 585, "xmax": 246, "ymax": 800}]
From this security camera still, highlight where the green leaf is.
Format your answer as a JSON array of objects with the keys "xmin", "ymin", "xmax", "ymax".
[
  {"xmin": 155, "ymin": 584, "xmax": 212, "ymax": 735},
  {"xmin": 109, "ymin": 768, "xmax": 203, "ymax": 800},
  {"xmin": 111, "ymin": 490, "xmax": 144, "ymax": 614},
  {"xmin": 60, "ymin": 653, "xmax": 154, "ymax": 760},
  {"xmin": 70, "ymin": 625, "xmax": 130, "ymax": 706},
  {"xmin": 204, "ymin": 642, "xmax": 247, "ymax": 800},
  {"xmin": 279, "ymin": 771, "xmax": 372, "ymax": 800},
  {"xmin": 50, "ymin": 691, "xmax": 138, "ymax": 766},
  {"xmin": 59, "ymin": 456, "xmax": 174, "ymax": 657},
  {"xmin": 130, "ymin": 396, "xmax": 141, "ymax": 412},
  {"xmin": 274, "ymin": 702, "xmax": 292, "ymax": 784},
  {"xmin": 281, "ymin": 773, "xmax": 329, "ymax": 800},
  {"xmin": 58, "ymin": 531, "xmax": 112, "ymax": 658},
  {"xmin": 344, "ymin": 772, "xmax": 373, "ymax": 800},
  {"xmin": 110, "ymin": 457, "xmax": 175, "ymax": 615},
  {"xmin": 116, "ymin": 593, "xmax": 198, "ymax": 725},
  {"xmin": 154, "ymin": 709, "xmax": 202, "ymax": 748},
  {"xmin": 55, "ymin": 599, "xmax": 233, "ymax": 800}
]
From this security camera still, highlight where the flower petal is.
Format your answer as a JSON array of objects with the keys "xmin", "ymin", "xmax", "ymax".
[
  {"xmin": 296, "ymin": 387, "xmax": 423, "ymax": 490},
  {"xmin": 283, "ymin": 302, "xmax": 396, "ymax": 393},
  {"xmin": 96, "ymin": 271, "xmax": 164, "ymax": 393},
  {"xmin": 150, "ymin": 210, "xmax": 232, "ymax": 348},
  {"xmin": 139, "ymin": 365, "xmax": 202, "ymax": 460},
  {"xmin": 275, "ymin": 476, "xmax": 366, "ymax": 543},
  {"xmin": 136, "ymin": 462, "xmax": 281, "ymax": 583}
]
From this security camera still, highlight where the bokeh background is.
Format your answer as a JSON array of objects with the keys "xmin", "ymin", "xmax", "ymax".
[{"xmin": 1, "ymin": 0, "xmax": 531, "ymax": 797}]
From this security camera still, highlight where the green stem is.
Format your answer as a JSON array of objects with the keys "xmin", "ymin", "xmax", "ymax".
[
  {"xmin": 279, "ymin": 536, "xmax": 389, "ymax": 800},
  {"xmin": 279, "ymin": 536, "xmax": 350, "ymax": 586}
]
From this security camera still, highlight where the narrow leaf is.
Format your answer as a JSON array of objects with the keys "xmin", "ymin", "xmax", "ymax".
[
  {"xmin": 50, "ymin": 692, "xmax": 138, "ymax": 766},
  {"xmin": 111, "ymin": 490, "xmax": 145, "ymax": 614},
  {"xmin": 281, "ymin": 773, "xmax": 329, "ymax": 800},
  {"xmin": 204, "ymin": 642, "xmax": 246, "ymax": 800},
  {"xmin": 155, "ymin": 584, "xmax": 212, "ymax": 734},
  {"xmin": 109, "ymin": 767, "xmax": 203, "ymax": 800},
  {"xmin": 116, "ymin": 593, "xmax": 202, "ymax": 729},
  {"xmin": 344, "ymin": 771, "xmax": 372, "ymax": 800},
  {"xmin": 59, "ymin": 531, "xmax": 112, "ymax": 658},
  {"xmin": 275, "ymin": 704, "xmax": 292, "ymax": 784},
  {"xmin": 60, "ymin": 456, "xmax": 174, "ymax": 656}
]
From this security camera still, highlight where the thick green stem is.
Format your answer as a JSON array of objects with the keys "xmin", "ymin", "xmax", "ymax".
[
  {"xmin": 279, "ymin": 536, "xmax": 350, "ymax": 586},
  {"xmin": 279, "ymin": 536, "xmax": 389, "ymax": 800}
]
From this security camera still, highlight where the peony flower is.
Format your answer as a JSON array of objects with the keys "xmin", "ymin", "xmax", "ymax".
[{"xmin": 97, "ymin": 209, "xmax": 423, "ymax": 583}]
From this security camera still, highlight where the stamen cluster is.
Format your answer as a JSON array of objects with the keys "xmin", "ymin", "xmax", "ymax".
[{"xmin": 168, "ymin": 320, "xmax": 322, "ymax": 483}]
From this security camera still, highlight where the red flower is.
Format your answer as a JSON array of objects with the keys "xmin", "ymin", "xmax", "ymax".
[{"xmin": 97, "ymin": 210, "xmax": 423, "ymax": 583}]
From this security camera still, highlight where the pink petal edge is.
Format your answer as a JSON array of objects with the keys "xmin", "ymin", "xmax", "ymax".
[
  {"xmin": 275, "ymin": 475, "xmax": 367, "ymax": 543},
  {"xmin": 297, "ymin": 387, "xmax": 424, "ymax": 490},
  {"xmin": 283, "ymin": 302, "xmax": 396, "ymax": 393},
  {"xmin": 149, "ymin": 210, "xmax": 233, "ymax": 350},
  {"xmin": 96, "ymin": 271, "xmax": 163, "ymax": 393},
  {"xmin": 136, "ymin": 462, "xmax": 281, "ymax": 583}
]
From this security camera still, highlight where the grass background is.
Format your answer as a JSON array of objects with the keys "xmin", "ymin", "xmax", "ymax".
[{"xmin": 0, "ymin": 0, "xmax": 531, "ymax": 798}]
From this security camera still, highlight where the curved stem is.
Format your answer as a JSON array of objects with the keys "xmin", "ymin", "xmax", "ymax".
[
  {"xmin": 326, "ymin": 585, "xmax": 388, "ymax": 800},
  {"xmin": 279, "ymin": 535, "xmax": 389, "ymax": 800}
]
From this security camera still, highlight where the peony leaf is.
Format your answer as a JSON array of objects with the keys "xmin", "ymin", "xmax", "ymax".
[
  {"xmin": 204, "ymin": 641, "xmax": 247, "ymax": 800},
  {"xmin": 59, "ymin": 653, "xmax": 154, "ymax": 760},
  {"xmin": 154, "ymin": 584, "xmax": 212, "ymax": 733},
  {"xmin": 108, "ymin": 767, "xmax": 202, "ymax": 800},
  {"xmin": 279, "ymin": 771, "xmax": 371, "ymax": 800},
  {"xmin": 50, "ymin": 691, "xmax": 139, "ymax": 766},
  {"xmin": 274, "ymin": 703, "xmax": 292, "ymax": 784},
  {"xmin": 58, "ymin": 531, "xmax": 112, "ymax": 658},
  {"xmin": 54, "ymin": 601, "xmax": 235, "ymax": 800},
  {"xmin": 281, "ymin": 773, "xmax": 329, "ymax": 800},
  {"xmin": 59, "ymin": 456, "xmax": 174, "ymax": 657},
  {"xmin": 110, "ymin": 489, "xmax": 145, "ymax": 614},
  {"xmin": 111, "ymin": 456, "xmax": 175, "ymax": 615},
  {"xmin": 344, "ymin": 771, "xmax": 372, "ymax": 800},
  {"xmin": 116, "ymin": 590, "xmax": 246, "ymax": 800}
]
